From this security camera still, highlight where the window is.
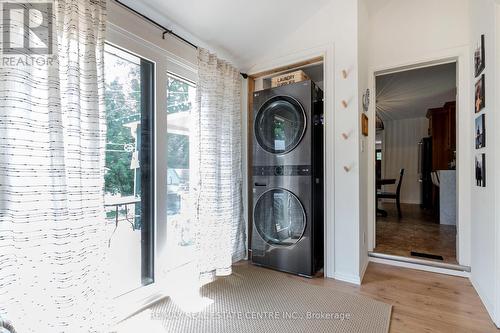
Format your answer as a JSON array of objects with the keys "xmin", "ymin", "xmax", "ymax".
[
  {"xmin": 166, "ymin": 73, "xmax": 196, "ymax": 269},
  {"xmin": 104, "ymin": 44, "xmax": 154, "ymax": 297}
]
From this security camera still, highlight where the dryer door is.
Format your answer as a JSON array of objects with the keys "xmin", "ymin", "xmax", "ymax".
[
  {"xmin": 254, "ymin": 188, "xmax": 306, "ymax": 246},
  {"xmin": 254, "ymin": 96, "xmax": 306, "ymax": 155}
]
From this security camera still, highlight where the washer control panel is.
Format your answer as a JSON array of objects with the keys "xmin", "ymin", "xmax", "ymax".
[{"xmin": 253, "ymin": 165, "xmax": 311, "ymax": 176}]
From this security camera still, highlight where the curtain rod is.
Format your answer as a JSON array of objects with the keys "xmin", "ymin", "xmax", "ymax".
[{"xmin": 113, "ymin": 0, "xmax": 248, "ymax": 79}]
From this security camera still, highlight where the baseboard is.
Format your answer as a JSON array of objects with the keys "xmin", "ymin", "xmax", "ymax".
[
  {"xmin": 115, "ymin": 292, "xmax": 169, "ymax": 324},
  {"xmin": 470, "ymin": 276, "xmax": 498, "ymax": 327},
  {"xmin": 333, "ymin": 271, "xmax": 362, "ymax": 285},
  {"xmin": 368, "ymin": 257, "xmax": 470, "ymax": 278},
  {"xmin": 359, "ymin": 257, "xmax": 369, "ymax": 283}
]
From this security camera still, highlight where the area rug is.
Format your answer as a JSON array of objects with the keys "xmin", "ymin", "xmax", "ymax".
[{"xmin": 151, "ymin": 264, "xmax": 392, "ymax": 333}]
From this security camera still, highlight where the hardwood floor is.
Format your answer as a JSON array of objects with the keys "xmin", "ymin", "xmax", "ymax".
[
  {"xmin": 119, "ymin": 261, "xmax": 498, "ymax": 332},
  {"xmin": 281, "ymin": 262, "xmax": 498, "ymax": 332},
  {"xmin": 374, "ymin": 203, "xmax": 457, "ymax": 264}
]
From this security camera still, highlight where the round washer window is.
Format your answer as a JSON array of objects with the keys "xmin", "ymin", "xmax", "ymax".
[
  {"xmin": 254, "ymin": 189, "xmax": 306, "ymax": 246},
  {"xmin": 254, "ymin": 96, "xmax": 306, "ymax": 154}
]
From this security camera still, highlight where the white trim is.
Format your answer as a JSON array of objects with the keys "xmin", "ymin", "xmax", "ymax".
[
  {"xmin": 113, "ymin": 291, "xmax": 168, "ymax": 325},
  {"xmin": 374, "ymin": 58, "xmax": 458, "ymax": 76},
  {"xmin": 471, "ymin": 276, "xmax": 497, "ymax": 327},
  {"xmin": 368, "ymin": 257, "xmax": 470, "ymax": 278},
  {"xmin": 369, "ymin": 252, "xmax": 470, "ymax": 271},
  {"xmin": 107, "ymin": 21, "xmax": 197, "ymax": 71},
  {"xmin": 333, "ymin": 272, "xmax": 362, "ymax": 285},
  {"xmin": 166, "ymin": 58, "xmax": 198, "ymax": 84},
  {"xmin": 366, "ymin": 46, "xmax": 472, "ymax": 268},
  {"xmin": 248, "ymin": 44, "xmax": 331, "ymax": 75},
  {"xmin": 247, "ymin": 43, "xmax": 335, "ymax": 279},
  {"xmin": 359, "ymin": 256, "xmax": 369, "ymax": 283},
  {"xmin": 241, "ymin": 79, "xmax": 249, "ymax": 260}
]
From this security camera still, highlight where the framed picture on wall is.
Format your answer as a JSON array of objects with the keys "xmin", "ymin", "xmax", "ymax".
[
  {"xmin": 361, "ymin": 114, "xmax": 368, "ymax": 136},
  {"xmin": 474, "ymin": 34, "xmax": 485, "ymax": 77},
  {"xmin": 475, "ymin": 74, "xmax": 485, "ymax": 113},
  {"xmin": 475, "ymin": 114, "xmax": 486, "ymax": 149},
  {"xmin": 475, "ymin": 153, "xmax": 486, "ymax": 187}
]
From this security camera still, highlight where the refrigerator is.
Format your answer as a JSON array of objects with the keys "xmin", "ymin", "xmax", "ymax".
[{"xmin": 419, "ymin": 137, "xmax": 433, "ymax": 209}]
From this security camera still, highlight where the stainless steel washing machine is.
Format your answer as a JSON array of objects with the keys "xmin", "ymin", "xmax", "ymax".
[{"xmin": 251, "ymin": 80, "xmax": 323, "ymax": 277}]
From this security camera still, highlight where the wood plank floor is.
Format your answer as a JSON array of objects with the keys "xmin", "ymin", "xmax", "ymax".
[
  {"xmin": 281, "ymin": 261, "xmax": 498, "ymax": 332},
  {"xmin": 119, "ymin": 261, "xmax": 498, "ymax": 332}
]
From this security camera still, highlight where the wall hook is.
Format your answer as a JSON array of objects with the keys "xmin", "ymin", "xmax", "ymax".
[
  {"xmin": 342, "ymin": 69, "xmax": 349, "ymax": 79},
  {"xmin": 341, "ymin": 100, "xmax": 349, "ymax": 108},
  {"xmin": 341, "ymin": 133, "xmax": 349, "ymax": 140},
  {"xmin": 344, "ymin": 165, "xmax": 351, "ymax": 172}
]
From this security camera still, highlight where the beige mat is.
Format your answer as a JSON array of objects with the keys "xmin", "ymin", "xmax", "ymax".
[{"xmin": 151, "ymin": 264, "xmax": 392, "ymax": 333}]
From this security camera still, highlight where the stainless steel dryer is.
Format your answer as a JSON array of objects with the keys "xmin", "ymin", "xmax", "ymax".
[{"xmin": 251, "ymin": 80, "xmax": 323, "ymax": 277}]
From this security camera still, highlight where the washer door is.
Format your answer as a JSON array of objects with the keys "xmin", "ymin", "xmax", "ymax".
[
  {"xmin": 254, "ymin": 96, "xmax": 306, "ymax": 154},
  {"xmin": 254, "ymin": 189, "xmax": 306, "ymax": 246}
]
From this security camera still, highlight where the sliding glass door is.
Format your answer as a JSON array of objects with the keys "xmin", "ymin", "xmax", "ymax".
[
  {"xmin": 103, "ymin": 22, "xmax": 199, "ymax": 316},
  {"xmin": 165, "ymin": 73, "xmax": 196, "ymax": 270},
  {"xmin": 103, "ymin": 44, "xmax": 154, "ymax": 298}
]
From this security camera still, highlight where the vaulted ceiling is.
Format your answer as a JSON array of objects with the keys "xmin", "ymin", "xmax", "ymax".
[
  {"xmin": 118, "ymin": 0, "xmax": 331, "ymax": 70},
  {"xmin": 376, "ymin": 63, "xmax": 457, "ymax": 121}
]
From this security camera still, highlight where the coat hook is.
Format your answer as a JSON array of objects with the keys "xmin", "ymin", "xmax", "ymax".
[
  {"xmin": 341, "ymin": 133, "xmax": 349, "ymax": 140},
  {"xmin": 341, "ymin": 100, "xmax": 348, "ymax": 108},
  {"xmin": 342, "ymin": 69, "xmax": 348, "ymax": 79},
  {"xmin": 344, "ymin": 165, "xmax": 351, "ymax": 172}
]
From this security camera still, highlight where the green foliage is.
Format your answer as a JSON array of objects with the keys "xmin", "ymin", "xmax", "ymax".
[
  {"xmin": 167, "ymin": 77, "xmax": 192, "ymax": 114},
  {"xmin": 104, "ymin": 72, "xmax": 193, "ymax": 194},
  {"xmin": 104, "ymin": 77, "xmax": 139, "ymax": 195}
]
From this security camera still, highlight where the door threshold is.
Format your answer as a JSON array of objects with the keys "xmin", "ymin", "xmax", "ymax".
[{"xmin": 368, "ymin": 252, "xmax": 471, "ymax": 277}]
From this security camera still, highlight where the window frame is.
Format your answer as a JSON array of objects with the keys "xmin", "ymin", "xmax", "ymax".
[
  {"xmin": 103, "ymin": 42, "xmax": 156, "ymax": 297},
  {"xmin": 165, "ymin": 71, "xmax": 197, "ymax": 271},
  {"xmin": 105, "ymin": 21, "xmax": 198, "ymax": 322}
]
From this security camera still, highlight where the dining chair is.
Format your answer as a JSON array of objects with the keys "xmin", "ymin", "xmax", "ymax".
[{"xmin": 377, "ymin": 169, "xmax": 405, "ymax": 218}]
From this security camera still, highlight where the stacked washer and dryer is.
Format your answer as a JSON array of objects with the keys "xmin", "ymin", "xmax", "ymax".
[{"xmin": 251, "ymin": 79, "xmax": 324, "ymax": 277}]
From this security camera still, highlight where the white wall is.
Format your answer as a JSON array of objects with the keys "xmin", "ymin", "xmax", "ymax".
[
  {"xmin": 381, "ymin": 117, "xmax": 429, "ymax": 204},
  {"xmin": 469, "ymin": 0, "xmax": 500, "ymax": 326},
  {"xmin": 362, "ymin": 0, "xmax": 472, "ymax": 266},
  {"xmin": 358, "ymin": 0, "xmax": 370, "ymax": 280},
  {"xmin": 496, "ymin": 3, "xmax": 500, "ymax": 326},
  {"xmin": 366, "ymin": 0, "xmax": 470, "ymax": 68},
  {"xmin": 247, "ymin": 0, "xmax": 364, "ymax": 284},
  {"xmin": 363, "ymin": 0, "xmax": 500, "ymax": 326}
]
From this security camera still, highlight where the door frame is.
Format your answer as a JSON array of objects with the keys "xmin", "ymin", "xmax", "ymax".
[{"xmin": 367, "ymin": 46, "xmax": 472, "ymax": 267}]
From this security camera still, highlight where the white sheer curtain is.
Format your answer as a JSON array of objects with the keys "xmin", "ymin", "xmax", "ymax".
[
  {"xmin": 0, "ymin": 1, "xmax": 111, "ymax": 332},
  {"xmin": 191, "ymin": 48, "xmax": 246, "ymax": 284}
]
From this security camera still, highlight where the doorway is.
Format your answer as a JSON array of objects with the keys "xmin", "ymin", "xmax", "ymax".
[{"xmin": 372, "ymin": 62, "xmax": 458, "ymax": 265}]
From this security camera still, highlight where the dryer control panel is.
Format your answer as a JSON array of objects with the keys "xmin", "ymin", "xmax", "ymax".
[{"xmin": 253, "ymin": 165, "xmax": 311, "ymax": 176}]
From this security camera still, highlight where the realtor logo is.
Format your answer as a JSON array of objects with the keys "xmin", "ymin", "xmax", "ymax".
[{"xmin": 2, "ymin": 2, "xmax": 53, "ymax": 54}]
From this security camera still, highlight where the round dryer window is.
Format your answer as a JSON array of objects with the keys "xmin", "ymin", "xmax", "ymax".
[
  {"xmin": 254, "ymin": 189, "xmax": 306, "ymax": 246},
  {"xmin": 254, "ymin": 96, "xmax": 306, "ymax": 154}
]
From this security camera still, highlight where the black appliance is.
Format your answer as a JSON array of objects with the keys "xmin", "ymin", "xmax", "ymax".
[
  {"xmin": 251, "ymin": 80, "xmax": 323, "ymax": 277},
  {"xmin": 419, "ymin": 137, "xmax": 433, "ymax": 209}
]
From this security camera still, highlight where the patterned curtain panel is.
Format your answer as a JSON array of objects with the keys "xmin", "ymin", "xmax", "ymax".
[
  {"xmin": 0, "ymin": 1, "xmax": 111, "ymax": 332},
  {"xmin": 191, "ymin": 48, "xmax": 246, "ymax": 283}
]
